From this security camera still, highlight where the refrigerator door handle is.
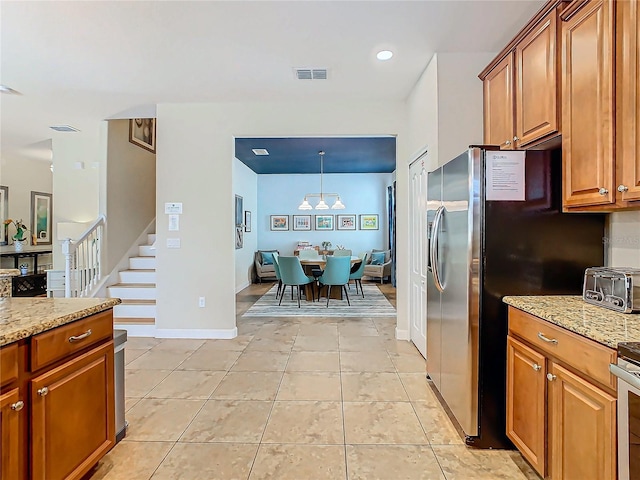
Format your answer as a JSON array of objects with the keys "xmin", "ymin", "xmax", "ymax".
[{"xmin": 430, "ymin": 206, "xmax": 445, "ymax": 292}]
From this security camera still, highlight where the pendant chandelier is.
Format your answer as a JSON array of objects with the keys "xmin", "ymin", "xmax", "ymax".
[{"xmin": 298, "ymin": 150, "xmax": 345, "ymax": 210}]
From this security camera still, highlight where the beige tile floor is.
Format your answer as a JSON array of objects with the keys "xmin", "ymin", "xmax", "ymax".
[{"xmin": 88, "ymin": 282, "xmax": 539, "ymax": 480}]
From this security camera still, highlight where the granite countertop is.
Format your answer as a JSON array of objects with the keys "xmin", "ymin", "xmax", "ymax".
[
  {"xmin": 0, "ymin": 269, "xmax": 20, "ymax": 278},
  {"xmin": 503, "ymin": 295, "xmax": 640, "ymax": 349},
  {"xmin": 0, "ymin": 297, "xmax": 121, "ymax": 347}
]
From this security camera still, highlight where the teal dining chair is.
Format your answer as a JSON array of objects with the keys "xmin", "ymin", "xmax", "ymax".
[
  {"xmin": 349, "ymin": 252, "xmax": 369, "ymax": 298},
  {"xmin": 272, "ymin": 251, "xmax": 283, "ymax": 299},
  {"xmin": 277, "ymin": 256, "xmax": 316, "ymax": 308},
  {"xmin": 316, "ymin": 255, "xmax": 351, "ymax": 307},
  {"xmin": 332, "ymin": 249, "xmax": 352, "ymax": 257}
]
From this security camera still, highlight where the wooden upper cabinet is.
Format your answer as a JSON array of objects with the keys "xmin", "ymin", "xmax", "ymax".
[
  {"xmin": 618, "ymin": 0, "xmax": 640, "ymax": 203},
  {"xmin": 561, "ymin": 0, "xmax": 615, "ymax": 208},
  {"xmin": 548, "ymin": 362, "xmax": 616, "ymax": 480},
  {"xmin": 516, "ymin": 11, "xmax": 558, "ymax": 147},
  {"xmin": 483, "ymin": 53, "xmax": 515, "ymax": 149},
  {"xmin": 506, "ymin": 336, "xmax": 546, "ymax": 477}
]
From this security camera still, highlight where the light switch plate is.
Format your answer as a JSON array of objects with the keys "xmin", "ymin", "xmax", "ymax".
[{"xmin": 166, "ymin": 238, "xmax": 181, "ymax": 248}]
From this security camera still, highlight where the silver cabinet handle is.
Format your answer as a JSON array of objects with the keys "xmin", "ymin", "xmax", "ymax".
[
  {"xmin": 618, "ymin": 185, "xmax": 629, "ymax": 192},
  {"xmin": 547, "ymin": 373, "xmax": 557, "ymax": 382},
  {"xmin": 504, "ymin": 140, "xmax": 511, "ymax": 146},
  {"xmin": 537, "ymin": 332, "xmax": 558, "ymax": 344},
  {"xmin": 37, "ymin": 387, "xmax": 49, "ymax": 397},
  {"xmin": 598, "ymin": 187, "xmax": 609, "ymax": 195},
  {"xmin": 11, "ymin": 400, "xmax": 24, "ymax": 411},
  {"xmin": 513, "ymin": 136, "xmax": 520, "ymax": 142},
  {"xmin": 532, "ymin": 363, "xmax": 542, "ymax": 372},
  {"xmin": 68, "ymin": 329, "xmax": 92, "ymax": 343}
]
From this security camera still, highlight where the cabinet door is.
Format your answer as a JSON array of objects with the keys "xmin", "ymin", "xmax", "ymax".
[
  {"xmin": 0, "ymin": 388, "xmax": 24, "ymax": 480},
  {"xmin": 31, "ymin": 342, "xmax": 115, "ymax": 480},
  {"xmin": 515, "ymin": 11, "xmax": 558, "ymax": 148},
  {"xmin": 561, "ymin": 0, "xmax": 615, "ymax": 208},
  {"xmin": 618, "ymin": 0, "xmax": 640, "ymax": 202},
  {"xmin": 506, "ymin": 336, "xmax": 546, "ymax": 477},
  {"xmin": 483, "ymin": 52, "xmax": 515, "ymax": 149},
  {"xmin": 548, "ymin": 362, "xmax": 616, "ymax": 480}
]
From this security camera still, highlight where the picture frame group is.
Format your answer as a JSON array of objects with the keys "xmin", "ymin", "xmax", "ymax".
[{"xmin": 270, "ymin": 214, "xmax": 379, "ymax": 231}]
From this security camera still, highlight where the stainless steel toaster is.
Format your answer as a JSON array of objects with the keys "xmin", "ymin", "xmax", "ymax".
[{"xmin": 583, "ymin": 267, "xmax": 640, "ymax": 313}]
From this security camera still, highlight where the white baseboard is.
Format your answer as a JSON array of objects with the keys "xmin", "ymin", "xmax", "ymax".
[
  {"xmin": 395, "ymin": 327, "xmax": 410, "ymax": 340},
  {"xmin": 235, "ymin": 281, "xmax": 250, "ymax": 294},
  {"xmin": 154, "ymin": 327, "xmax": 238, "ymax": 339},
  {"xmin": 114, "ymin": 324, "xmax": 157, "ymax": 337}
]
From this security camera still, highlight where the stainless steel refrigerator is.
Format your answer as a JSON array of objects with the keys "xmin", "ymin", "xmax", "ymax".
[{"xmin": 426, "ymin": 147, "xmax": 605, "ymax": 448}]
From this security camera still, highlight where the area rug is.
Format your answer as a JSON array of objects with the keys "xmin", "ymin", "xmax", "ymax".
[{"xmin": 242, "ymin": 284, "xmax": 396, "ymax": 318}]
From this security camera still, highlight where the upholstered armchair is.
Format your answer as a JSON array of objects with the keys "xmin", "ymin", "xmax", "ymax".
[
  {"xmin": 363, "ymin": 249, "xmax": 392, "ymax": 283},
  {"xmin": 254, "ymin": 250, "xmax": 279, "ymax": 283}
]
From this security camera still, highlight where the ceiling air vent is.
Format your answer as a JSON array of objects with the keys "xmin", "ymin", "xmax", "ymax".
[
  {"xmin": 49, "ymin": 125, "xmax": 80, "ymax": 132},
  {"xmin": 295, "ymin": 68, "xmax": 328, "ymax": 80},
  {"xmin": 252, "ymin": 148, "xmax": 269, "ymax": 156}
]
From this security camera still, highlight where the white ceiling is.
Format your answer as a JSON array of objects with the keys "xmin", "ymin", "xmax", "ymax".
[{"xmin": 0, "ymin": 0, "xmax": 544, "ymax": 162}]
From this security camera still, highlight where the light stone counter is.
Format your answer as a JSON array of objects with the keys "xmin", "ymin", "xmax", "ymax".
[
  {"xmin": 0, "ymin": 269, "xmax": 20, "ymax": 297},
  {"xmin": 503, "ymin": 295, "xmax": 640, "ymax": 349},
  {"xmin": 0, "ymin": 297, "xmax": 121, "ymax": 346}
]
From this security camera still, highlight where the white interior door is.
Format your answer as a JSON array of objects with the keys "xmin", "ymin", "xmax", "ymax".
[{"xmin": 409, "ymin": 153, "xmax": 428, "ymax": 358}]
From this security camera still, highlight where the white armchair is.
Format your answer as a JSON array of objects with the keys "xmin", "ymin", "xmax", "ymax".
[{"xmin": 363, "ymin": 249, "xmax": 392, "ymax": 283}]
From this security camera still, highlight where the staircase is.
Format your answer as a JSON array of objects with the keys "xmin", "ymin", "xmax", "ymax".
[{"xmin": 109, "ymin": 234, "xmax": 156, "ymax": 330}]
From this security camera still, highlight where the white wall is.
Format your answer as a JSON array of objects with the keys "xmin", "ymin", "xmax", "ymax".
[
  {"xmin": 51, "ymin": 128, "xmax": 103, "ymax": 267},
  {"xmin": 233, "ymin": 158, "xmax": 258, "ymax": 292},
  {"xmin": 105, "ymin": 119, "xmax": 156, "ymax": 273},
  {"xmin": 0, "ymin": 155, "xmax": 52, "ymax": 235},
  {"xmin": 608, "ymin": 211, "xmax": 640, "ymax": 267},
  {"xmin": 156, "ymin": 101, "xmax": 405, "ymax": 338},
  {"xmin": 257, "ymin": 172, "xmax": 392, "ymax": 255}
]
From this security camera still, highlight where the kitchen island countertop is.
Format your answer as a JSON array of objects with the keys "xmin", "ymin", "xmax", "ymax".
[
  {"xmin": 503, "ymin": 295, "xmax": 640, "ymax": 349},
  {"xmin": 0, "ymin": 297, "xmax": 121, "ymax": 346}
]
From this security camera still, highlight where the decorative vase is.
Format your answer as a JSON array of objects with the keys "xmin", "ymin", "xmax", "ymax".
[{"xmin": 14, "ymin": 240, "xmax": 25, "ymax": 253}]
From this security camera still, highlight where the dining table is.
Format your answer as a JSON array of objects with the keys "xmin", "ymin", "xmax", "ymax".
[{"xmin": 298, "ymin": 256, "xmax": 362, "ymax": 301}]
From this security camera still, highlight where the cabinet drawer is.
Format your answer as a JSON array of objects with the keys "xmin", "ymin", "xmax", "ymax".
[
  {"xmin": 508, "ymin": 306, "xmax": 616, "ymax": 390},
  {"xmin": 31, "ymin": 310, "xmax": 113, "ymax": 372},
  {"xmin": 0, "ymin": 343, "xmax": 19, "ymax": 387}
]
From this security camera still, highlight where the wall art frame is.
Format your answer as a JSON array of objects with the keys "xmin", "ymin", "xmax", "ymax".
[
  {"xmin": 31, "ymin": 191, "xmax": 53, "ymax": 245},
  {"xmin": 0, "ymin": 186, "xmax": 8, "ymax": 245},
  {"xmin": 292, "ymin": 214, "xmax": 312, "ymax": 231},
  {"xmin": 270, "ymin": 215, "xmax": 289, "ymax": 231},
  {"xmin": 129, "ymin": 118, "xmax": 156, "ymax": 153},
  {"xmin": 315, "ymin": 215, "xmax": 334, "ymax": 231},
  {"xmin": 336, "ymin": 214, "xmax": 356, "ymax": 231},
  {"xmin": 359, "ymin": 214, "xmax": 379, "ymax": 231},
  {"xmin": 244, "ymin": 211, "xmax": 251, "ymax": 232}
]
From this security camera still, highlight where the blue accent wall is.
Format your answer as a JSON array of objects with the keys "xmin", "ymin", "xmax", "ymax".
[{"xmin": 257, "ymin": 172, "xmax": 392, "ymax": 256}]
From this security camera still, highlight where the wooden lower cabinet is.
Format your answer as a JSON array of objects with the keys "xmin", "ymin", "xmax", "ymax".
[
  {"xmin": 506, "ymin": 336, "xmax": 546, "ymax": 477},
  {"xmin": 548, "ymin": 362, "xmax": 616, "ymax": 480},
  {"xmin": 1, "ymin": 388, "xmax": 24, "ymax": 480},
  {"xmin": 31, "ymin": 342, "xmax": 115, "ymax": 480},
  {"xmin": 507, "ymin": 306, "xmax": 617, "ymax": 480}
]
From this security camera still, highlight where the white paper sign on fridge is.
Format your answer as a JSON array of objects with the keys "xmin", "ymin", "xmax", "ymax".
[{"xmin": 486, "ymin": 151, "xmax": 526, "ymax": 201}]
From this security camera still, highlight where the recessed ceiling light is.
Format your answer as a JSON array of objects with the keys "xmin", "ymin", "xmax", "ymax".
[
  {"xmin": 0, "ymin": 85, "xmax": 21, "ymax": 95},
  {"xmin": 252, "ymin": 148, "xmax": 269, "ymax": 156},
  {"xmin": 49, "ymin": 125, "xmax": 80, "ymax": 132},
  {"xmin": 376, "ymin": 50, "xmax": 394, "ymax": 61}
]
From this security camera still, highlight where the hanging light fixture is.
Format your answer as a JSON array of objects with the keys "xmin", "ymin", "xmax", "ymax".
[{"xmin": 298, "ymin": 150, "xmax": 346, "ymax": 210}]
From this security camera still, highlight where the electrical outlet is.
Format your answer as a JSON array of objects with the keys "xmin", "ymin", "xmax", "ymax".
[{"xmin": 198, "ymin": 297, "xmax": 205, "ymax": 308}]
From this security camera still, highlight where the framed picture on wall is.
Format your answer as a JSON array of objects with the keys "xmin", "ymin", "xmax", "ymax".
[
  {"xmin": 244, "ymin": 211, "xmax": 251, "ymax": 232},
  {"xmin": 293, "ymin": 215, "xmax": 311, "ymax": 231},
  {"xmin": 336, "ymin": 214, "xmax": 356, "ymax": 231},
  {"xmin": 235, "ymin": 195, "xmax": 243, "ymax": 226},
  {"xmin": 0, "ymin": 186, "xmax": 7, "ymax": 245},
  {"xmin": 31, "ymin": 191, "xmax": 53, "ymax": 245},
  {"xmin": 359, "ymin": 214, "xmax": 379, "ymax": 230},
  {"xmin": 129, "ymin": 118, "xmax": 156, "ymax": 153},
  {"xmin": 315, "ymin": 215, "xmax": 333, "ymax": 231},
  {"xmin": 270, "ymin": 215, "xmax": 289, "ymax": 231}
]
